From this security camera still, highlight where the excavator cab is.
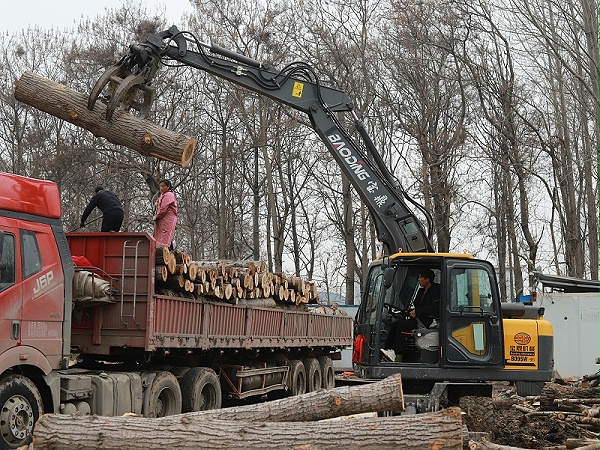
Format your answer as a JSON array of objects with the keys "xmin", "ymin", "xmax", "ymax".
[{"xmin": 353, "ymin": 253, "xmax": 505, "ymax": 380}]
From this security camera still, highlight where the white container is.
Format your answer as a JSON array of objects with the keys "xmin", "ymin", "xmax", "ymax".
[{"xmin": 538, "ymin": 292, "xmax": 599, "ymax": 378}]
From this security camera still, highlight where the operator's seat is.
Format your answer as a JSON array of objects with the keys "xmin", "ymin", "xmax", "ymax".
[{"xmin": 414, "ymin": 325, "xmax": 439, "ymax": 363}]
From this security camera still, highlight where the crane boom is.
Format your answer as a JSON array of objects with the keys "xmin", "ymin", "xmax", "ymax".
[{"xmin": 88, "ymin": 25, "xmax": 433, "ymax": 254}]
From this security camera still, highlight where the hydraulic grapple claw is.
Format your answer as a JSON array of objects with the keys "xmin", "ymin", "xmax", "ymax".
[
  {"xmin": 88, "ymin": 64, "xmax": 156, "ymax": 121},
  {"xmin": 87, "ymin": 65, "xmax": 122, "ymax": 112},
  {"xmin": 104, "ymin": 73, "xmax": 154, "ymax": 121}
]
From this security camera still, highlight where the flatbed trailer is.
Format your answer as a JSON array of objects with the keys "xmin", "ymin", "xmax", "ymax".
[{"xmin": 68, "ymin": 232, "xmax": 351, "ymax": 355}]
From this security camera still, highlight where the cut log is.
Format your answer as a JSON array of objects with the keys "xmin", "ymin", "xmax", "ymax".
[
  {"xmin": 582, "ymin": 408, "xmax": 599, "ymax": 418},
  {"xmin": 187, "ymin": 262, "xmax": 198, "ymax": 281},
  {"xmin": 468, "ymin": 438, "xmax": 551, "ymax": 450},
  {"xmin": 236, "ymin": 298, "xmax": 277, "ymax": 308},
  {"xmin": 25, "ymin": 376, "xmax": 461, "ymax": 450},
  {"xmin": 14, "ymin": 72, "xmax": 196, "ymax": 167},
  {"xmin": 172, "ymin": 249, "xmax": 191, "ymax": 265},
  {"xmin": 28, "ymin": 408, "xmax": 462, "ymax": 450},
  {"xmin": 155, "ymin": 265, "xmax": 168, "ymax": 282},
  {"xmin": 167, "ymin": 254, "xmax": 177, "ymax": 275},
  {"xmin": 184, "ymin": 279, "xmax": 195, "ymax": 293},
  {"xmin": 243, "ymin": 272, "xmax": 254, "ymax": 289},
  {"xmin": 173, "ymin": 263, "xmax": 187, "ymax": 276},
  {"xmin": 160, "ymin": 274, "xmax": 185, "ymax": 290},
  {"xmin": 223, "ymin": 283, "xmax": 233, "ymax": 300},
  {"xmin": 155, "ymin": 247, "xmax": 172, "ymax": 265},
  {"xmin": 565, "ymin": 416, "xmax": 600, "ymax": 427}
]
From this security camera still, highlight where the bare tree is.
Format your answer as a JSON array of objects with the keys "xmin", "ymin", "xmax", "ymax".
[
  {"xmin": 506, "ymin": 0, "xmax": 599, "ymax": 278},
  {"xmin": 376, "ymin": 0, "xmax": 469, "ymax": 253}
]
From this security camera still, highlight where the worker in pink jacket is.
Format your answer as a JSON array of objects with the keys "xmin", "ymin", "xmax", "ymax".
[{"xmin": 153, "ymin": 179, "xmax": 178, "ymax": 249}]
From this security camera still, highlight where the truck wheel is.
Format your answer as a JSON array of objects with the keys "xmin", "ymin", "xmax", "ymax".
[
  {"xmin": 169, "ymin": 366, "xmax": 191, "ymax": 380},
  {"xmin": 0, "ymin": 374, "xmax": 43, "ymax": 449},
  {"xmin": 180, "ymin": 367, "xmax": 222, "ymax": 412},
  {"xmin": 304, "ymin": 358, "xmax": 322, "ymax": 392},
  {"xmin": 318, "ymin": 356, "xmax": 335, "ymax": 390},
  {"xmin": 289, "ymin": 360, "xmax": 306, "ymax": 396},
  {"xmin": 144, "ymin": 371, "xmax": 182, "ymax": 418}
]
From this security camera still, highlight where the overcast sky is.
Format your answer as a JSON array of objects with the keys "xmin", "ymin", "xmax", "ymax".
[{"xmin": 0, "ymin": 0, "xmax": 194, "ymax": 34}]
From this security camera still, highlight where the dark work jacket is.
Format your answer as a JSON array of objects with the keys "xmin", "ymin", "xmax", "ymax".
[
  {"xmin": 81, "ymin": 190, "xmax": 123, "ymax": 224},
  {"xmin": 413, "ymin": 282, "xmax": 441, "ymax": 328}
]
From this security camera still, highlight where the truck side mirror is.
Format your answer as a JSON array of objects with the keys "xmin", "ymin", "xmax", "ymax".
[{"xmin": 383, "ymin": 267, "xmax": 395, "ymax": 288}]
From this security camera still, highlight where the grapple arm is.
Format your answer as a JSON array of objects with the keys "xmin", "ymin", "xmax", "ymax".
[
  {"xmin": 88, "ymin": 26, "xmax": 434, "ymax": 254},
  {"xmin": 88, "ymin": 34, "xmax": 168, "ymax": 119}
]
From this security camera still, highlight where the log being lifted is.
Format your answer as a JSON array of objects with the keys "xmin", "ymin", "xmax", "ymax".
[
  {"xmin": 26, "ymin": 375, "xmax": 464, "ymax": 450},
  {"xmin": 14, "ymin": 71, "xmax": 196, "ymax": 167}
]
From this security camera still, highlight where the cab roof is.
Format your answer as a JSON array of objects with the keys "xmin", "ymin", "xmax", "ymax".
[
  {"xmin": 373, "ymin": 251, "xmax": 475, "ymax": 262},
  {"xmin": 0, "ymin": 172, "xmax": 61, "ymax": 219}
]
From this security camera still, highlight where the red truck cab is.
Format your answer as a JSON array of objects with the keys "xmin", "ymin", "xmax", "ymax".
[{"xmin": 0, "ymin": 173, "xmax": 72, "ymax": 375}]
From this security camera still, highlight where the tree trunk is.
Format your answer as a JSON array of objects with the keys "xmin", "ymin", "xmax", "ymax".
[
  {"xmin": 342, "ymin": 175, "xmax": 355, "ymax": 305},
  {"xmin": 28, "ymin": 408, "xmax": 463, "ymax": 450},
  {"xmin": 14, "ymin": 71, "xmax": 196, "ymax": 167}
]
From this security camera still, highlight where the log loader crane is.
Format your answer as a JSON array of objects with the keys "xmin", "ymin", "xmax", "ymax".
[{"xmin": 89, "ymin": 25, "xmax": 554, "ymax": 412}]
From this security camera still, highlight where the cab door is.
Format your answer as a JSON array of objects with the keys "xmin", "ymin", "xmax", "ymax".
[
  {"xmin": 0, "ymin": 226, "xmax": 22, "ymax": 355},
  {"xmin": 354, "ymin": 264, "xmax": 385, "ymax": 365},
  {"xmin": 18, "ymin": 225, "xmax": 65, "ymax": 365},
  {"xmin": 442, "ymin": 260, "xmax": 503, "ymax": 367}
]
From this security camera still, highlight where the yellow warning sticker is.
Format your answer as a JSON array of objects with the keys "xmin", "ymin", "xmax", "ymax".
[{"xmin": 292, "ymin": 82, "xmax": 304, "ymax": 98}]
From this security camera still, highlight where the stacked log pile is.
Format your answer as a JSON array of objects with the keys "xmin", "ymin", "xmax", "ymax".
[
  {"xmin": 535, "ymin": 383, "xmax": 600, "ymax": 439},
  {"xmin": 462, "ymin": 378, "xmax": 600, "ymax": 450},
  {"xmin": 154, "ymin": 247, "xmax": 321, "ymax": 306}
]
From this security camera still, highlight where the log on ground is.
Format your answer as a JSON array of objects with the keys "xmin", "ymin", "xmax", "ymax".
[
  {"xmin": 29, "ymin": 408, "xmax": 463, "ymax": 450},
  {"xmin": 14, "ymin": 71, "xmax": 196, "ymax": 167},
  {"xmin": 193, "ymin": 372, "xmax": 404, "ymax": 422}
]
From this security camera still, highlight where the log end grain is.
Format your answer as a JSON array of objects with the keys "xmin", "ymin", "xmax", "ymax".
[{"xmin": 180, "ymin": 137, "xmax": 196, "ymax": 168}]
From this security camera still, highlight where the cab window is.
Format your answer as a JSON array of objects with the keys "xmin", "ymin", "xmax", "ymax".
[
  {"xmin": 0, "ymin": 232, "xmax": 16, "ymax": 292},
  {"xmin": 21, "ymin": 230, "xmax": 42, "ymax": 279},
  {"xmin": 449, "ymin": 268, "xmax": 495, "ymax": 313},
  {"xmin": 363, "ymin": 266, "xmax": 384, "ymax": 325}
]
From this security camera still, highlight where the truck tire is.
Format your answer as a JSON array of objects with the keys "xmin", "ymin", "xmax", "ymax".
[
  {"xmin": 0, "ymin": 374, "xmax": 43, "ymax": 449},
  {"xmin": 304, "ymin": 358, "xmax": 322, "ymax": 392},
  {"xmin": 318, "ymin": 356, "xmax": 335, "ymax": 390},
  {"xmin": 144, "ymin": 371, "xmax": 182, "ymax": 418},
  {"xmin": 169, "ymin": 366, "xmax": 191, "ymax": 380},
  {"xmin": 180, "ymin": 367, "xmax": 222, "ymax": 412},
  {"xmin": 289, "ymin": 360, "xmax": 306, "ymax": 396}
]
